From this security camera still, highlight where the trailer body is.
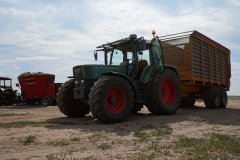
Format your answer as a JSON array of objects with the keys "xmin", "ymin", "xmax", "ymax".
[
  {"xmin": 161, "ymin": 31, "xmax": 231, "ymax": 100},
  {"xmin": 18, "ymin": 72, "xmax": 61, "ymax": 105}
]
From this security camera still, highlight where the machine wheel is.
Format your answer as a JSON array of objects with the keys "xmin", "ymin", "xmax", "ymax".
[
  {"xmin": 41, "ymin": 97, "xmax": 52, "ymax": 106},
  {"xmin": 204, "ymin": 86, "xmax": 220, "ymax": 109},
  {"xmin": 57, "ymin": 79, "xmax": 89, "ymax": 117},
  {"xmin": 0, "ymin": 91, "xmax": 5, "ymax": 105},
  {"xmin": 179, "ymin": 96, "xmax": 196, "ymax": 108},
  {"xmin": 219, "ymin": 87, "xmax": 227, "ymax": 108},
  {"xmin": 147, "ymin": 69, "xmax": 181, "ymax": 115},
  {"xmin": 89, "ymin": 76, "xmax": 134, "ymax": 123}
]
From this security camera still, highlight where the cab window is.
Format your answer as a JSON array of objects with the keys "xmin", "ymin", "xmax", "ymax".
[
  {"xmin": 138, "ymin": 50, "xmax": 150, "ymax": 64},
  {"xmin": 111, "ymin": 49, "xmax": 123, "ymax": 65}
]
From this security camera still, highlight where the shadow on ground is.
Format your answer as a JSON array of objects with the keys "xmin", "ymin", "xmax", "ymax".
[{"xmin": 45, "ymin": 106, "xmax": 240, "ymax": 136}]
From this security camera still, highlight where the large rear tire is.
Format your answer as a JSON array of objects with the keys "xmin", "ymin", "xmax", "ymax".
[
  {"xmin": 89, "ymin": 76, "xmax": 134, "ymax": 123},
  {"xmin": 204, "ymin": 86, "xmax": 220, "ymax": 109},
  {"xmin": 57, "ymin": 79, "xmax": 89, "ymax": 117},
  {"xmin": 146, "ymin": 69, "xmax": 181, "ymax": 115}
]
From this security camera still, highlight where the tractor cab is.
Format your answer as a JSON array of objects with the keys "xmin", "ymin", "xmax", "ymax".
[
  {"xmin": 93, "ymin": 33, "xmax": 164, "ymax": 81},
  {"xmin": 0, "ymin": 77, "xmax": 12, "ymax": 89}
]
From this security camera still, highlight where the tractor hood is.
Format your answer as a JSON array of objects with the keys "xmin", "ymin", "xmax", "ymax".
[{"xmin": 73, "ymin": 65, "xmax": 127, "ymax": 79}]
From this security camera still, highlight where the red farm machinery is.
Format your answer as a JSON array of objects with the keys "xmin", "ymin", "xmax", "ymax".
[{"xmin": 17, "ymin": 72, "xmax": 62, "ymax": 106}]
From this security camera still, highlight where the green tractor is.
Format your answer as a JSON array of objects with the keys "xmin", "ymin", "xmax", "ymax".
[{"xmin": 57, "ymin": 32, "xmax": 181, "ymax": 123}]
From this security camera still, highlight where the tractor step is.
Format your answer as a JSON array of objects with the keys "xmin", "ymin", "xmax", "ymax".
[{"xmin": 134, "ymin": 82, "xmax": 149, "ymax": 103}]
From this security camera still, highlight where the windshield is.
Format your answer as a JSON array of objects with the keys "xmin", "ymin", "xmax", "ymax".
[
  {"xmin": 0, "ymin": 80, "xmax": 11, "ymax": 87},
  {"xmin": 110, "ymin": 49, "xmax": 134, "ymax": 65}
]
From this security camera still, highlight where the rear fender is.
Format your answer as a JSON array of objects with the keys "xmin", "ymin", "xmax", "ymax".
[{"xmin": 164, "ymin": 65, "xmax": 179, "ymax": 76}]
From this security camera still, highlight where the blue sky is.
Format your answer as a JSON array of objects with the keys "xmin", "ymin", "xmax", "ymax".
[{"xmin": 0, "ymin": 0, "xmax": 240, "ymax": 95}]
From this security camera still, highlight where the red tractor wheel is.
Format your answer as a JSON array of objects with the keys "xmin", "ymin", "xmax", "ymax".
[
  {"xmin": 105, "ymin": 87, "xmax": 126, "ymax": 113},
  {"xmin": 89, "ymin": 76, "xmax": 134, "ymax": 123},
  {"xmin": 147, "ymin": 69, "xmax": 181, "ymax": 115},
  {"xmin": 160, "ymin": 78, "xmax": 176, "ymax": 105}
]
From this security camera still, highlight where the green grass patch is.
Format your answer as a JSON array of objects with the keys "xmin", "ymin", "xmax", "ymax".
[
  {"xmin": 176, "ymin": 133, "xmax": 240, "ymax": 159},
  {"xmin": 70, "ymin": 137, "xmax": 81, "ymax": 141},
  {"xmin": 47, "ymin": 139, "xmax": 69, "ymax": 146},
  {"xmin": 88, "ymin": 133, "xmax": 106, "ymax": 142},
  {"xmin": 134, "ymin": 152, "xmax": 156, "ymax": 160},
  {"xmin": 19, "ymin": 135, "xmax": 36, "ymax": 145},
  {"xmin": 46, "ymin": 153, "xmax": 96, "ymax": 160},
  {"xmin": 0, "ymin": 121, "xmax": 76, "ymax": 128},
  {"xmin": 97, "ymin": 142, "xmax": 111, "ymax": 151},
  {"xmin": 134, "ymin": 128, "xmax": 170, "ymax": 142}
]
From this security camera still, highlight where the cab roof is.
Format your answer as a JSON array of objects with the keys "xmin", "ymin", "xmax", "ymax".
[
  {"xmin": 96, "ymin": 35, "xmax": 151, "ymax": 52},
  {"xmin": 0, "ymin": 77, "xmax": 12, "ymax": 80}
]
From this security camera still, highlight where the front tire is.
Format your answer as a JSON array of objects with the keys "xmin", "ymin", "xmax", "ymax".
[
  {"xmin": 57, "ymin": 79, "xmax": 89, "ymax": 117},
  {"xmin": 146, "ymin": 69, "xmax": 181, "ymax": 115},
  {"xmin": 89, "ymin": 76, "xmax": 134, "ymax": 123},
  {"xmin": 0, "ymin": 91, "xmax": 6, "ymax": 106}
]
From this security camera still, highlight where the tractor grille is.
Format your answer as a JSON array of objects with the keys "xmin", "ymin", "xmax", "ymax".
[{"xmin": 83, "ymin": 66, "xmax": 93, "ymax": 78}]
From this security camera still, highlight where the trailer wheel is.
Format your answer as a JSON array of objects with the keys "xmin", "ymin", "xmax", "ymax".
[
  {"xmin": 89, "ymin": 76, "xmax": 134, "ymax": 123},
  {"xmin": 219, "ymin": 87, "xmax": 227, "ymax": 108},
  {"xmin": 57, "ymin": 79, "xmax": 89, "ymax": 117},
  {"xmin": 147, "ymin": 69, "xmax": 181, "ymax": 115},
  {"xmin": 41, "ymin": 97, "xmax": 52, "ymax": 106},
  {"xmin": 204, "ymin": 86, "xmax": 220, "ymax": 109}
]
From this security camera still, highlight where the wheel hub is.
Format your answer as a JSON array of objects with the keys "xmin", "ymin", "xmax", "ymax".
[
  {"xmin": 105, "ymin": 87, "xmax": 126, "ymax": 113},
  {"xmin": 160, "ymin": 78, "xmax": 176, "ymax": 105},
  {"xmin": 109, "ymin": 96, "xmax": 118, "ymax": 104}
]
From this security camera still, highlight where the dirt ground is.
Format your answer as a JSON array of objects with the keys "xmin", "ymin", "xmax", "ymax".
[{"xmin": 0, "ymin": 98, "xmax": 240, "ymax": 160}]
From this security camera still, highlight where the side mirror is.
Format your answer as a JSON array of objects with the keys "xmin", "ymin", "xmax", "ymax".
[
  {"xmin": 94, "ymin": 51, "xmax": 98, "ymax": 61},
  {"xmin": 16, "ymin": 83, "xmax": 19, "ymax": 87},
  {"xmin": 137, "ymin": 39, "xmax": 146, "ymax": 51},
  {"xmin": 138, "ymin": 51, "xmax": 143, "ymax": 56}
]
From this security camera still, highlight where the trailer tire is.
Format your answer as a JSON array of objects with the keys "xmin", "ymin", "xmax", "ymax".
[
  {"xmin": 57, "ymin": 79, "xmax": 89, "ymax": 117},
  {"xmin": 204, "ymin": 86, "xmax": 220, "ymax": 109},
  {"xmin": 89, "ymin": 76, "xmax": 134, "ymax": 123},
  {"xmin": 41, "ymin": 97, "xmax": 52, "ymax": 106},
  {"xmin": 146, "ymin": 69, "xmax": 181, "ymax": 115},
  {"xmin": 219, "ymin": 87, "xmax": 227, "ymax": 108}
]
